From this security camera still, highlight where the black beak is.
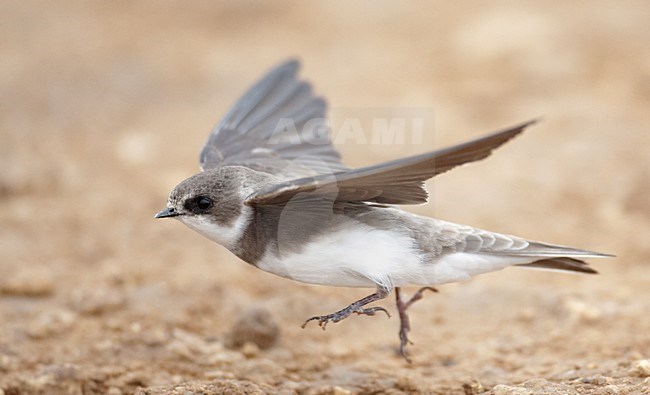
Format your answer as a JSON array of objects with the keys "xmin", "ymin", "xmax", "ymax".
[{"xmin": 154, "ymin": 207, "xmax": 180, "ymax": 219}]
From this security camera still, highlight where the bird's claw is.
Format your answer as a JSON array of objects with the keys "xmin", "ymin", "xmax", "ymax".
[
  {"xmin": 398, "ymin": 327, "xmax": 414, "ymax": 362},
  {"xmin": 302, "ymin": 305, "xmax": 390, "ymax": 330},
  {"xmin": 355, "ymin": 306, "xmax": 390, "ymax": 318}
]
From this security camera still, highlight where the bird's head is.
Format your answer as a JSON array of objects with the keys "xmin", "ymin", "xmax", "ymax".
[{"xmin": 155, "ymin": 167, "xmax": 261, "ymax": 248}]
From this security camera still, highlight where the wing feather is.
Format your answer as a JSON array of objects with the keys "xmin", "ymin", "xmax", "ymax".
[
  {"xmin": 200, "ymin": 60, "xmax": 346, "ymax": 176},
  {"xmin": 246, "ymin": 120, "xmax": 537, "ymax": 206}
]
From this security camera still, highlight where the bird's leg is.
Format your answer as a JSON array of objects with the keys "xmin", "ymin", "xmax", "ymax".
[
  {"xmin": 302, "ymin": 287, "xmax": 391, "ymax": 330},
  {"xmin": 395, "ymin": 286, "xmax": 438, "ymax": 362}
]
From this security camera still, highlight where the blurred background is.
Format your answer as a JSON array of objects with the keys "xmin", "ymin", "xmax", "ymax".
[{"xmin": 1, "ymin": 1, "xmax": 648, "ymax": 394}]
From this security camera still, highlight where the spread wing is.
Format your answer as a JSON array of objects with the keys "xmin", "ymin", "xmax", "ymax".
[
  {"xmin": 246, "ymin": 120, "xmax": 537, "ymax": 206},
  {"xmin": 200, "ymin": 60, "xmax": 347, "ymax": 177}
]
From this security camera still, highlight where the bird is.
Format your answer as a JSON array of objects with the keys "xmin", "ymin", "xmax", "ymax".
[{"xmin": 155, "ymin": 60, "xmax": 611, "ymax": 361}]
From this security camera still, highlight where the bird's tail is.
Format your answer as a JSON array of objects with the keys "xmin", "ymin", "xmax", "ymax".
[
  {"xmin": 507, "ymin": 241, "xmax": 613, "ymax": 274},
  {"xmin": 516, "ymin": 257, "xmax": 598, "ymax": 274}
]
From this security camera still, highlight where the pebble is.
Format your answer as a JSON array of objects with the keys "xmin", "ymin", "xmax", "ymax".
[
  {"xmin": 227, "ymin": 308, "xmax": 280, "ymax": 350},
  {"xmin": 241, "ymin": 341, "xmax": 260, "ymax": 358},
  {"xmin": 461, "ymin": 380, "xmax": 484, "ymax": 395},
  {"xmin": 628, "ymin": 359, "xmax": 650, "ymax": 378},
  {"xmin": 582, "ymin": 375, "xmax": 613, "ymax": 385}
]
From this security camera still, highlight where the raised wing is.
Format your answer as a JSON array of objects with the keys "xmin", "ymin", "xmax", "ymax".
[
  {"xmin": 200, "ymin": 60, "xmax": 347, "ymax": 177},
  {"xmin": 246, "ymin": 120, "xmax": 537, "ymax": 206}
]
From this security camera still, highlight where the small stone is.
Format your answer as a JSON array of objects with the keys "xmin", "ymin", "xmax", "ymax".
[
  {"xmin": 582, "ymin": 375, "xmax": 612, "ymax": 385},
  {"xmin": 462, "ymin": 380, "xmax": 484, "ymax": 395},
  {"xmin": 227, "ymin": 308, "xmax": 280, "ymax": 350},
  {"xmin": 628, "ymin": 359, "xmax": 650, "ymax": 377},
  {"xmin": 241, "ymin": 341, "xmax": 260, "ymax": 358}
]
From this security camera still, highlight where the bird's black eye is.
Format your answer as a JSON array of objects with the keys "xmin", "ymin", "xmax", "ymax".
[{"xmin": 196, "ymin": 196, "xmax": 213, "ymax": 210}]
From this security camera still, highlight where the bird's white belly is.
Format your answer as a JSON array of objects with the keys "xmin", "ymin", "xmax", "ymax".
[
  {"xmin": 256, "ymin": 224, "xmax": 424, "ymax": 289},
  {"xmin": 255, "ymin": 220, "xmax": 534, "ymax": 288}
]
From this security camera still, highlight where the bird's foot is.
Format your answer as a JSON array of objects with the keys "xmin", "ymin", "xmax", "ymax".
[
  {"xmin": 395, "ymin": 286, "xmax": 438, "ymax": 362},
  {"xmin": 302, "ymin": 305, "xmax": 390, "ymax": 330},
  {"xmin": 301, "ymin": 290, "xmax": 391, "ymax": 330}
]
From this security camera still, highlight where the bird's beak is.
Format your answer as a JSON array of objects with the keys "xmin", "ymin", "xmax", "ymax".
[{"xmin": 154, "ymin": 207, "xmax": 180, "ymax": 219}]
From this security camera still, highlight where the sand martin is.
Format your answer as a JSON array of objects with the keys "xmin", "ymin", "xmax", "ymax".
[{"xmin": 156, "ymin": 60, "xmax": 610, "ymax": 361}]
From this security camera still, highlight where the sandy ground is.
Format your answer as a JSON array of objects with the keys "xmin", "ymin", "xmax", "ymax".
[{"xmin": 1, "ymin": 1, "xmax": 649, "ymax": 394}]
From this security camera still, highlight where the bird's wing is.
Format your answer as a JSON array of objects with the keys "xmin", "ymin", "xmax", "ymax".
[
  {"xmin": 246, "ymin": 120, "xmax": 536, "ymax": 206},
  {"xmin": 200, "ymin": 60, "xmax": 347, "ymax": 177}
]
